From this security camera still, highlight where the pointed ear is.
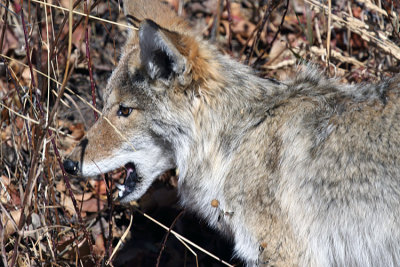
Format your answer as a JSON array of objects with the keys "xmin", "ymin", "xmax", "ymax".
[
  {"xmin": 122, "ymin": 0, "xmax": 142, "ymax": 28},
  {"xmin": 139, "ymin": 19, "xmax": 187, "ymax": 82}
]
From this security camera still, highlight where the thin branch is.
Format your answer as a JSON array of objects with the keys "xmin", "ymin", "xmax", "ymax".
[
  {"xmin": 134, "ymin": 208, "xmax": 234, "ymax": 267},
  {"xmin": 245, "ymin": 2, "xmax": 278, "ymax": 65},
  {"xmin": 304, "ymin": 0, "xmax": 400, "ymax": 60},
  {"xmin": 84, "ymin": 0, "xmax": 98, "ymax": 121},
  {"xmin": 1, "ymin": 53, "xmax": 137, "ymax": 152},
  {"xmin": 0, "ymin": 57, "xmax": 34, "ymax": 149},
  {"xmin": 8, "ymin": 1, "xmax": 96, "ymax": 264},
  {"xmin": 156, "ymin": 210, "xmax": 185, "ymax": 267},
  {"xmin": 326, "ymin": 0, "xmax": 332, "ymax": 68},
  {"xmin": 210, "ymin": 0, "xmax": 224, "ymax": 42},
  {"xmin": 30, "ymin": 0, "xmax": 138, "ymax": 30},
  {"xmin": 225, "ymin": 0, "xmax": 233, "ymax": 52},
  {"xmin": 104, "ymin": 174, "xmax": 114, "ymax": 259},
  {"xmin": 253, "ymin": 0, "xmax": 289, "ymax": 67},
  {"xmin": 0, "ymin": 102, "xmax": 75, "ymax": 137},
  {"xmin": 0, "ymin": 220, "xmax": 8, "ymax": 267},
  {"xmin": 0, "ymin": 0, "xmax": 10, "ymax": 53},
  {"xmin": 106, "ymin": 213, "xmax": 134, "ymax": 265},
  {"xmin": 39, "ymin": 0, "xmax": 83, "ymax": 94},
  {"xmin": 10, "ymin": 1, "xmax": 41, "ymax": 264}
]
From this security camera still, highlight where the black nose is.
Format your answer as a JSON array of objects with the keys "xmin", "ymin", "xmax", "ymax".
[{"xmin": 63, "ymin": 159, "xmax": 79, "ymax": 175}]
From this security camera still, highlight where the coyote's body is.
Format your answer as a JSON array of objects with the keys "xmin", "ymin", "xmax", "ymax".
[{"xmin": 64, "ymin": 1, "xmax": 400, "ymax": 266}]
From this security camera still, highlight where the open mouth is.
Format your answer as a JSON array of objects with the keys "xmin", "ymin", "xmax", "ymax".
[{"xmin": 116, "ymin": 162, "xmax": 141, "ymax": 200}]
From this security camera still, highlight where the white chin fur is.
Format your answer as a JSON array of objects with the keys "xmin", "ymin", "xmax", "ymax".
[{"xmin": 81, "ymin": 145, "xmax": 174, "ymax": 201}]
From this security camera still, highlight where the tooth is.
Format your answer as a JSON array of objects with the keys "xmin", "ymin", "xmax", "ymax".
[
  {"xmin": 116, "ymin": 184, "xmax": 125, "ymax": 192},
  {"xmin": 117, "ymin": 184, "xmax": 125, "ymax": 198}
]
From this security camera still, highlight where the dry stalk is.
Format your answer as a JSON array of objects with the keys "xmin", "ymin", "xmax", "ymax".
[
  {"xmin": 156, "ymin": 210, "xmax": 185, "ymax": 267},
  {"xmin": 305, "ymin": 0, "xmax": 400, "ymax": 60},
  {"xmin": 326, "ymin": 0, "xmax": 332, "ymax": 68},
  {"xmin": 225, "ymin": 0, "xmax": 233, "ymax": 52},
  {"xmin": 134, "ymin": 207, "xmax": 234, "ymax": 267},
  {"xmin": 84, "ymin": 0, "xmax": 98, "ymax": 121}
]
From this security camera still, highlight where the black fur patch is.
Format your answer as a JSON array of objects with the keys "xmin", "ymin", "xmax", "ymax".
[{"xmin": 139, "ymin": 19, "xmax": 177, "ymax": 80}]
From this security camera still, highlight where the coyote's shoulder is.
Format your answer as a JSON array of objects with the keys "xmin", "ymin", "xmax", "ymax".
[{"xmin": 64, "ymin": 0, "xmax": 400, "ymax": 266}]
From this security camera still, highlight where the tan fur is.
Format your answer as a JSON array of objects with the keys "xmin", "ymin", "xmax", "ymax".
[
  {"xmin": 64, "ymin": 1, "xmax": 400, "ymax": 266},
  {"xmin": 123, "ymin": 0, "xmax": 189, "ymax": 32}
]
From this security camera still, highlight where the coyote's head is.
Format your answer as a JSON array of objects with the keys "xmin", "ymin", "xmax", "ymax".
[{"xmin": 63, "ymin": 0, "xmax": 222, "ymax": 202}]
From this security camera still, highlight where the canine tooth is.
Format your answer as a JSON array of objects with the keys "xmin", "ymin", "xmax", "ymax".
[
  {"xmin": 117, "ymin": 184, "xmax": 126, "ymax": 198},
  {"xmin": 116, "ymin": 184, "xmax": 125, "ymax": 191}
]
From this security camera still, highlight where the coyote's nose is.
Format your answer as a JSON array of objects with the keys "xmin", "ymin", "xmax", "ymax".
[{"xmin": 63, "ymin": 159, "xmax": 79, "ymax": 175}]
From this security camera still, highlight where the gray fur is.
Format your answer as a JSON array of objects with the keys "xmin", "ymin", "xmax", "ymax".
[{"xmin": 64, "ymin": 1, "xmax": 400, "ymax": 266}]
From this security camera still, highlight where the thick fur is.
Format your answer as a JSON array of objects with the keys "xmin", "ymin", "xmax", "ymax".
[{"xmin": 65, "ymin": 0, "xmax": 400, "ymax": 266}]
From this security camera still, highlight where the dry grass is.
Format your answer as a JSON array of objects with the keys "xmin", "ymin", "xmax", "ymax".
[{"xmin": 0, "ymin": 0, "xmax": 399, "ymax": 266}]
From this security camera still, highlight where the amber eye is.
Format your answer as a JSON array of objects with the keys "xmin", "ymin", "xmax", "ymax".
[{"xmin": 117, "ymin": 105, "xmax": 133, "ymax": 117}]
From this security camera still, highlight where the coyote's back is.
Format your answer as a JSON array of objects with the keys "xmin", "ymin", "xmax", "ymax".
[{"xmin": 64, "ymin": 0, "xmax": 400, "ymax": 266}]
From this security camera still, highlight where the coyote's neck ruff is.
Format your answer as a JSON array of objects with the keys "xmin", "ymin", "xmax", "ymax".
[{"xmin": 64, "ymin": 0, "xmax": 400, "ymax": 266}]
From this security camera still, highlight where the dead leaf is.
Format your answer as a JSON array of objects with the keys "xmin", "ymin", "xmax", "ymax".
[
  {"xmin": 2, "ymin": 209, "xmax": 21, "ymax": 238},
  {"xmin": 80, "ymin": 198, "xmax": 105, "ymax": 213},
  {"xmin": 56, "ymin": 180, "xmax": 66, "ymax": 192},
  {"xmin": 74, "ymin": 191, "xmax": 93, "ymax": 202},
  {"xmin": 60, "ymin": 192, "xmax": 76, "ymax": 215},
  {"xmin": 90, "ymin": 180, "xmax": 108, "ymax": 195},
  {"xmin": 69, "ymin": 123, "xmax": 85, "ymax": 140}
]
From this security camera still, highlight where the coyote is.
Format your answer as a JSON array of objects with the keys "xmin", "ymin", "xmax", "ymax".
[{"xmin": 63, "ymin": 0, "xmax": 400, "ymax": 266}]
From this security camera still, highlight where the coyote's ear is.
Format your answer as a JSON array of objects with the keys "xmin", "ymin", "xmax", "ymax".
[
  {"xmin": 122, "ymin": 0, "xmax": 141, "ymax": 28},
  {"xmin": 139, "ymin": 19, "xmax": 187, "ymax": 82}
]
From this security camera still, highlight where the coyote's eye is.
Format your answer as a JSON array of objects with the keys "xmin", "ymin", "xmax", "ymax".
[{"xmin": 117, "ymin": 105, "xmax": 133, "ymax": 117}]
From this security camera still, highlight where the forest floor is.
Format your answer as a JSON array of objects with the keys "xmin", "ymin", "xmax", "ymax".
[{"xmin": 1, "ymin": 0, "xmax": 399, "ymax": 266}]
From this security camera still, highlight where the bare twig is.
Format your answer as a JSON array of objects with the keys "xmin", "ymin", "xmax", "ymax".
[
  {"xmin": 106, "ymin": 213, "xmax": 134, "ymax": 265},
  {"xmin": 0, "ymin": 0, "xmax": 10, "ymax": 53},
  {"xmin": 2, "ymin": 52, "xmax": 137, "ymax": 152},
  {"xmin": 225, "ymin": 0, "xmax": 233, "ymax": 52},
  {"xmin": 0, "ymin": 103, "xmax": 74, "ymax": 137},
  {"xmin": 381, "ymin": 0, "xmax": 400, "ymax": 41},
  {"xmin": 245, "ymin": 1, "xmax": 280, "ymax": 65},
  {"xmin": 0, "ymin": 57, "xmax": 34, "ymax": 149},
  {"xmin": 156, "ymin": 210, "xmax": 185, "ymax": 267},
  {"xmin": 304, "ymin": 0, "xmax": 400, "ymax": 60},
  {"xmin": 210, "ymin": 0, "xmax": 224, "ymax": 42},
  {"xmin": 39, "ymin": 0, "xmax": 83, "ymax": 95},
  {"xmin": 326, "ymin": 0, "xmax": 332, "ymax": 68},
  {"xmin": 253, "ymin": 0, "xmax": 289, "ymax": 67},
  {"xmin": 134, "ymin": 208, "xmax": 234, "ymax": 267},
  {"xmin": 0, "ymin": 220, "xmax": 8, "ymax": 267},
  {"xmin": 8, "ymin": 1, "xmax": 96, "ymax": 265},
  {"xmin": 238, "ymin": 26, "xmax": 258, "ymax": 60},
  {"xmin": 10, "ymin": 1, "xmax": 42, "ymax": 265},
  {"xmin": 30, "ymin": 0, "xmax": 138, "ymax": 30},
  {"xmin": 84, "ymin": 0, "xmax": 98, "ymax": 121},
  {"xmin": 105, "ymin": 174, "xmax": 114, "ymax": 259},
  {"xmin": 175, "ymin": 235, "xmax": 199, "ymax": 267}
]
